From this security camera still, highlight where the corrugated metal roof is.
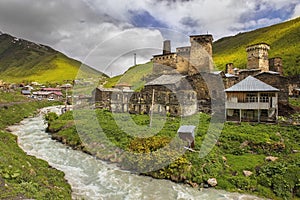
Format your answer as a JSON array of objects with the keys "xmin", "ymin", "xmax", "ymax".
[
  {"xmin": 255, "ymin": 71, "xmax": 280, "ymax": 76},
  {"xmin": 177, "ymin": 125, "xmax": 196, "ymax": 133},
  {"xmin": 225, "ymin": 73, "xmax": 237, "ymax": 78},
  {"xmin": 145, "ymin": 74, "xmax": 184, "ymax": 86},
  {"xmin": 225, "ymin": 76, "xmax": 279, "ymax": 92},
  {"xmin": 97, "ymin": 87, "xmax": 133, "ymax": 92}
]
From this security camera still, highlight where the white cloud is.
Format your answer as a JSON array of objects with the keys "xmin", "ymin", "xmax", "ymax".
[
  {"xmin": 292, "ymin": 4, "xmax": 300, "ymax": 19},
  {"xmin": 0, "ymin": 0, "xmax": 299, "ymax": 76}
]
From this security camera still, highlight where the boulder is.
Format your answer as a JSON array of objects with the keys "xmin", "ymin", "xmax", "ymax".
[
  {"xmin": 265, "ymin": 156, "xmax": 278, "ymax": 162},
  {"xmin": 207, "ymin": 178, "xmax": 217, "ymax": 187},
  {"xmin": 222, "ymin": 156, "xmax": 227, "ymax": 162},
  {"xmin": 243, "ymin": 170, "xmax": 253, "ymax": 177}
]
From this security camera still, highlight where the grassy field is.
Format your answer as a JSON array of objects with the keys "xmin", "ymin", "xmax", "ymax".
[
  {"xmin": 47, "ymin": 109, "xmax": 300, "ymax": 200},
  {"xmin": 0, "ymin": 96, "xmax": 72, "ymax": 199},
  {"xmin": 0, "ymin": 91, "xmax": 27, "ymax": 104}
]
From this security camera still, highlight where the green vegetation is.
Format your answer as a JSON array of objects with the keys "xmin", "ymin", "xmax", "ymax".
[
  {"xmin": 0, "ymin": 90, "xmax": 27, "ymax": 103},
  {"xmin": 0, "ymin": 97, "xmax": 72, "ymax": 199},
  {"xmin": 290, "ymin": 98, "xmax": 300, "ymax": 107},
  {"xmin": 47, "ymin": 110, "xmax": 300, "ymax": 200},
  {"xmin": 213, "ymin": 17, "xmax": 300, "ymax": 75},
  {"xmin": 104, "ymin": 62, "xmax": 153, "ymax": 91},
  {"xmin": 0, "ymin": 33, "xmax": 107, "ymax": 83}
]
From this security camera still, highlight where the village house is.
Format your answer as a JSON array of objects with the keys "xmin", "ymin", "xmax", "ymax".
[
  {"xmin": 225, "ymin": 76, "xmax": 279, "ymax": 123},
  {"xmin": 223, "ymin": 43, "xmax": 289, "ymax": 108},
  {"xmin": 93, "ymin": 87, "xmax": 134, "ymax": 112},
  {"xmin": 129, "ymin": 74, "xmax": 197, "ymax": 116}
]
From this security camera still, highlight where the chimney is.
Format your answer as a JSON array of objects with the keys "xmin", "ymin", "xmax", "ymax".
[
  {"xmin": 226, "ymin": 63, "xmax": 234, "ymax": 74},
  {"xmin": 163, "ymin": 40, "xmax": 171, "ymax": 55}
]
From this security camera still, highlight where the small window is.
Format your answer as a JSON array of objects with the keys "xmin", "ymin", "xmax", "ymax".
[{"xmin": 246, "ymin": 93, "xmax": 258, "ymax": 102}]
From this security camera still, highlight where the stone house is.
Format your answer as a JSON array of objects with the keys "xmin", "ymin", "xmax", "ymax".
[
  {"xmin": 129, "ymin": 74, "xmax": 197, "ymax": 116},
  {"xmin": 225, "ymin": 76, "xmax": 279, "ymax": 122},
  {"xmin": 93, "ymin": 87, "xmax": 134, "ymax": 112},
  {"xmin": 254, "ymin": 71, "xmax": 289, "ymax": 104}
]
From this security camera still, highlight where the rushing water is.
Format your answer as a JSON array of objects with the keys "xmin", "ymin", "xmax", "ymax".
[{"xmin": 9, "ymin": 106, "xmax": 265, "ymax": 200}]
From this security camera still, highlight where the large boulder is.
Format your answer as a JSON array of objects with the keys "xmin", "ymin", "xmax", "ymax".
[{"xmin": 207, "ymin": 178, "xmax": 218, "ymax": 187}]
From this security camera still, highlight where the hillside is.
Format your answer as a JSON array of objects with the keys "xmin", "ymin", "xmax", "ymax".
[
  {"xmin": 105, "ymin": 17, "xmax": 300, "ymax": 89},
  {"xmin": 213, "ymin": 17, "xmax": 300, "ymax": 75},
  {"xmin": 104, "ymin": 62, "xmax": 153, "ymax": 91},
  {"xmin": 0, "ymin": 32, "xmax": 108, "ymax": 83}
]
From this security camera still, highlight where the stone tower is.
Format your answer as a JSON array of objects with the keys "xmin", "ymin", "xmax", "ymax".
[
  {"xmin": 269, "ymin": 57, "xmax": 283, "ymax": 75},
  {"xmin": 189, "ymin": 35, "xmax": 214, "ymax": 73},
  {"xmin": 246, "ymin": 43, "xmax": 270, "ymax": 72},
  {"xmin": 163, "ymin": 40, "xmax": 171, "ymax": 55}
]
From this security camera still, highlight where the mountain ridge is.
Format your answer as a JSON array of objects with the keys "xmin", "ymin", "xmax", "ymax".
[{"xmin": 0, "ymin": 32, "xmax": 107, "ymax": 83}]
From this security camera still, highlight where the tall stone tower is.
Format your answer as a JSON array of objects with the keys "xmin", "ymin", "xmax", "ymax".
[
  {"xmin": 269, "ymin": 57, "xmax": 283, "ymax": 75},
  {"xmin": 246, "ymin": 43, "xmax": 270, "ymax": 72},
  {"xmin": 163, "ymin": 40, "xmax": 171, "ymax": 55},
  {"xmin": 189, "ymin": 35, "xmax": 213, "ymax": 73}
]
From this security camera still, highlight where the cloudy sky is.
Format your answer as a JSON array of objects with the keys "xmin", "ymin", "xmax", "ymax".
[{"xmin": 0, "ymin": 0, "xmax": 299, "ymax": 76}]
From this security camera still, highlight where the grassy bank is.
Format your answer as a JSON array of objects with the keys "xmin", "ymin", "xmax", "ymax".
[
  {"xmin": 47, "ymin": 109, "xmax": 300, "ymax": 200},
  {"xmin": 0, "ymin": 99, "xmax": 72, "ymax": 199}
]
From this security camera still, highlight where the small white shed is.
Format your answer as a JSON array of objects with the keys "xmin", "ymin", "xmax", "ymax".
[{"xmin": 177, "ymin": 125, "xmax": 196, "ymax": 149}]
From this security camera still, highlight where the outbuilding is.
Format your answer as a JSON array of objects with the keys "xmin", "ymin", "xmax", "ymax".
[{"xmin": 177, "ymin": 125, "xmax": 196, "ymax": 149}]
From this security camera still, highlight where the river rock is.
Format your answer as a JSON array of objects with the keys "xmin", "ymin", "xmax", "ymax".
[
  {"xmin": 222, "ymin": 156, "xmax": 227, "ymax": 162},
  {"xmin": 265, "ymin": 156, "xmax": 278, "ymax": 162},
  {"xmin": 207, "ymin": 178, "xmax": 217, "ymax": 187},
  {"xmin": 243, "ymin": 170, "xmax": 253, "ymax": 177}
]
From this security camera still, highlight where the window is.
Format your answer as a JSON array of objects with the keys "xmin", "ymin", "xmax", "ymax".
[
  {"xmin": 260, "ymin": 93, "xmax": 269, "ymax": 102},
  {"xmin": 246, "ymin": 93, "xmax": 258, "ymax": 102}
]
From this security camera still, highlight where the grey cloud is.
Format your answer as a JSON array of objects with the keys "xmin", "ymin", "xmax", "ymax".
[
  {"xmin": 0, "ymin": 0, "xmax": 113, "ymax": 45},
  {"xmin": 180, "ymin": 17, "xmax": 200, "ymax": 28}
]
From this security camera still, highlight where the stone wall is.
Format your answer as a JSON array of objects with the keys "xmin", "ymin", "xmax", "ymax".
[
  {"xmin": 254, "ymin": 73, "xmax": 289, "ymax": 104},
  {"xmin": 152, "ymin": 54, "xmax": 177, "ymax": 74},
  {"xmin": 269, "ymin": 57, "xmax": 284, "ymax": 75}
]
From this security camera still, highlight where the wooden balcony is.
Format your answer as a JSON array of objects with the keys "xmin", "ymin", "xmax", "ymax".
[{"xmin": 225, "ymin": 102, "xmax": 271, "ymax": 110}]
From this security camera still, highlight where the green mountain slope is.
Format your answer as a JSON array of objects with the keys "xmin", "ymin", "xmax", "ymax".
[
  {"xmin": 104, "ymin": 62, "xmax": 153, "ymax": 91},
  {"xmin": 0, "ymin": 33, "xmax": 108, "ymax": 83},
  {"xmin": 213, "ymin": 17, "xmax": 300, "ymax": 75}
]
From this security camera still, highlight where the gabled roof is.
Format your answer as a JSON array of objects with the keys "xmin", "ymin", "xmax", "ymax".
[
  {"xmin": 96, "ymin": 87, "xmax": 133, "ymax": 93},
  {"xmin": 225, "ymin": 76, "xmax": 279, "ymax": 92},
  {"xmin": 21, "ymin": 90, "xmax": 31, "ymax": 95},
  {"xmin": 145, "ymin": 74, "xmax": 184, "ymax": 86}
]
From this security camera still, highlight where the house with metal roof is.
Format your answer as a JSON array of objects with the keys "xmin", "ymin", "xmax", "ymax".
[{"xmin": 225, "ymin": 76, "xmax": 279, "ymax": 122}]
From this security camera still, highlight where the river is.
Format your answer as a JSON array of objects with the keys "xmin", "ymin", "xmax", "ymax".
[{"xmin": 9, "ymin": 106, "xmax": 265, "ymax": 200}]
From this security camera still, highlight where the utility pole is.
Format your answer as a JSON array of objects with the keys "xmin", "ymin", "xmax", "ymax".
[
  {"xmin": 134, "ymin": 53, "xmax": 137, "ymax": 66},
  {"xmin": 149, "ymin": 89, "xmax": 155, "ymax": 128}
]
